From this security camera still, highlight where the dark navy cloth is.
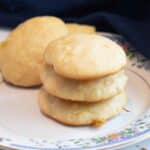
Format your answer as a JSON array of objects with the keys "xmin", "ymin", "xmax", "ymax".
[{"xmin": 0, "ymin": 0, "xmax": 150, "ymax": 58}]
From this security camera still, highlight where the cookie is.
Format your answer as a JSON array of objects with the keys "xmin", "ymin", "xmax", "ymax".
[
  {"xmin": 66, "ymin": 23, "xmax": 96, "ymax": 34},
  {"xmin": 0, "ymin": 42, "xmax": 2, "ymax": 70},
  {"xmin": 41, "ymin": 64, "xmax": 127, "ymax": 102},
  {"xmin": 39, "ymin": 89, "xmax": 127, "ymax": 126},
  {"xmin": 0, "ymin": 16, "xmax": 68, "ymax": 87},
  {"xmin": 45, "ymin": 34, "xmax": 126, "ymax": 80}
]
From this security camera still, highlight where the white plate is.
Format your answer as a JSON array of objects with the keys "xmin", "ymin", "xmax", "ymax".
[{"xmin": 0, "ymin": 31, "xmax": 149, "ymax": 150}]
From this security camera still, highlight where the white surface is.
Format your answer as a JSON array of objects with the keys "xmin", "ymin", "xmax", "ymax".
[{"xmin": 0, "ymin": 29, "xmax": 9, "ymax": 41}]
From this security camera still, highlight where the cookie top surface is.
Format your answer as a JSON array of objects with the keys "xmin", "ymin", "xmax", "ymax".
[
  {"xmin": 45, "ymin": 34, "xmax": 127, "ymax": 80},
  {"xmin": 41, "ymin": 64, "xmax": 127, "ymax": 102},
  {"xmin": 0, "ymin": 16, "xmax": 68, "ymax": 86}
]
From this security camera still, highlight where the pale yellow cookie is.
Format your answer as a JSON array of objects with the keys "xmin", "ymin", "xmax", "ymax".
[
  {"xmin": 40, "ymin": 64, "xmax": 127, "ymax": 102},
  {"xmin": 39, "ymin": 89, "xmax": 127, "ymax": 126},
  {"xmin": 0, "ymin": 42, "xmax": 2, "ymax": 71},
  {"xmin": 0, "ymin": 16, "xmax": 68, "ymax": 87},
  {"xmin": 45, "ymin": 34, "xmax": 126, "ymax": 80},
  {"xmin": 66, "ymin": 23, "xmax": 96, "ymax": 34}
]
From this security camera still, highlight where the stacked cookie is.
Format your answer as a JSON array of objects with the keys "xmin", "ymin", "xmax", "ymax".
[{"xmin": 39, "ymin": 34, "xmax": 128, "ymax": 126}]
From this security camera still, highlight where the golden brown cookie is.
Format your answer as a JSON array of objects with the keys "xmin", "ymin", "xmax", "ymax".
[
  {"xmin": 66, "ymin": 23, "xmax": 96, "ymax": 34},
  {"xmin": 0, "ymin": 42, "xmax": 2, "ymax": 71},
  {"xmin": 0, "ymin": 16, "xmax": 68, "ymax": 87},
  {"xmin": 45, "ymin": 34, "xmax": 127, "ymax": 80},
  {"xmin": 40, "ymin": 64, "xmax": 127, "ymax": 102},
  {"xmin": 39, "ymin": 89, "xmax": 128, "ymax": 126}
]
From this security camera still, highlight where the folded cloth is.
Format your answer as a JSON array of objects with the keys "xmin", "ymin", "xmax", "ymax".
[{"xmin": 0, "ymin": 0, "xmax": 149, "ymax": 58}]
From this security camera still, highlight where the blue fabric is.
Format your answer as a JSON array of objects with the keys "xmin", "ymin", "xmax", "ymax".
[{"xmin": 0, "ymin": 0, "xmax": 150, "ymax": 58}]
